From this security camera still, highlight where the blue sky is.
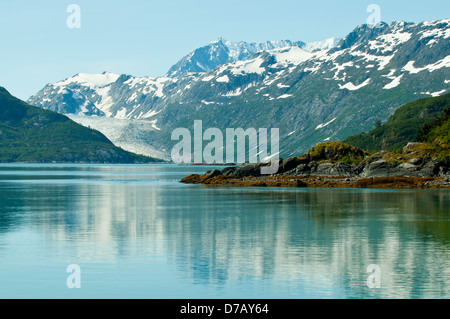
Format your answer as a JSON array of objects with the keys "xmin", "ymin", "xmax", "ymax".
[{"xmin": 1, "ymin": 0, "xmax": 449, "ymax": 100}]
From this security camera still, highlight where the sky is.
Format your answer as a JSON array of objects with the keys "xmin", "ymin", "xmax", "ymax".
[{"xmin": 0, "ymin": 0, "xmax": 449, "ymax": 100}]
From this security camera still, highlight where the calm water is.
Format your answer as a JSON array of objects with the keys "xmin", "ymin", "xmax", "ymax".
[{"xmin": 0, "ymin": 164, "xmax": 449, "ymax": 299}]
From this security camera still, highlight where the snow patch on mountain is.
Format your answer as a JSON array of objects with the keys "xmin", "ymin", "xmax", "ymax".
[
  {"xmin": 416, "ymin": 20, "xmax": 450, "ymax": 46},
  {"xmin": 383, "ymin": 73, "xmax": 404, "ymax": 89},
  {"xmin": 222, "ymin": 87, "xmax": 243, "ymax": 97},
  {"xmin": 348, "ymin": 49, "xmax": 395, "ymax": 71},
  {"xmin": 316, "ymin": 118, "xmax": 336, "ymax": 130},
  {"xmin": 332, "ymin": 61, "xmax": 353, "ymax": 81},
  {"xmin": 56, "ymin": 72, "xmax": 120, "ymax": 89},
  {"xmin": 124, "ymin": 76, "xmax": 174, "ymax": 98},
  {"xmin": 277, "ymin": 94, "xmax": 293, "ymax": 99},
  {"xmin": 422, "ymin": 19, "xmax": 450, "ymax": 27},
  {"xmin": 216, "ymin": 75, "xmax": 230, "ymax": 83},
  {"xmin": 369, "ymin": 32, "xmax": 412, "ymax": 53},
  {"xmin": 271, "ymin": 46, "xmax": 313, "ymax": 66},
  {"xmin": 222, "ymin": 39, "xmax": 303, "ymax": 60},
  {"xmin": 421, "ymin": 89, "xmax": 448, "ymax": 97},
  {"xmin": 142, "ymin": 109, "xmax": 161, "ymax": 119},
  {"xmin": 403, "ymin": 56, "xmax": 450, "ymax": 74},
  {"xmin": 95, "ymin": 86, "xmax": 114, "ymax": 116},
  {"xmin": 339, "ymin": 78, "xmax": 371, "ymax": 91},
  {"xmin": 230, "ymin": 57, "xmax": 266, "ymax": 75},
  {"xmin": 202, "ymin": 75, "xmax": 215, "ymax": 82}
]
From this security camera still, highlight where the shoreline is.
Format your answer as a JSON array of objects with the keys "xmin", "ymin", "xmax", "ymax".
[{"xmin": 180, "ymin": 174, "xmax": 450, "ymax": 189}]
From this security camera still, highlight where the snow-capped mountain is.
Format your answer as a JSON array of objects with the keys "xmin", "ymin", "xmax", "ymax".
[
  {"xmin": 166, "ymin": 37, "xmax": 342, "ymax": 78},
  {"xmin": 33, "ymin": 72, "xmax": 120, "ymax": 116},
  {"xmin": 28, "ymin": 19, "xmax": 450, "ymax": 160},
  {"xmin": 166, "ymin": 38, "xmax": 307, "ymax": 78}
]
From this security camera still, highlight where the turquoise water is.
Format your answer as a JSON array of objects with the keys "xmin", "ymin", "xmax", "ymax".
[{"xmin": 0, "ymin": 164, "xmax": 449, "ymax": 299}]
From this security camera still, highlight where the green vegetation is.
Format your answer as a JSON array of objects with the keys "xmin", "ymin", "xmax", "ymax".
[
  {"xmin": 0, "ymin": 87, "xmax": 160, "ymax": 163},
  {"xmin": 415, "ymin": 108, "xmax": 450, "ymax": 163},
  {"xmin": 343, "ymin": 93, "xmax": 450, "ymax": 152},
  {"xmin": 418, "ymin": 107, "xmax": 450, "ymax": 144},
  {"xmin": 301, "ymin": 141, "xmax": 368, "ymax": 164}
]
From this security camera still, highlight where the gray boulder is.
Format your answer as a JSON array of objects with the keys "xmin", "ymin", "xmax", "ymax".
[
  {"xmin": 419, "ymin": 160, "xmax": 440, "ymax": 177},
  {"xmin": 313, "ymin": 162, "xmax": 353, "ymax": 177},
  {"xmin": 229, "ymin": 163, "xmax": 265, "ymax": 178},
  {"xmin": 362, "ymin": 160, "xmax": 398, "ymax": 177}
]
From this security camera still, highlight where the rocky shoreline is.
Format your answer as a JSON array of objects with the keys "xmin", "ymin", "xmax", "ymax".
[
  {"xmin": 181, "ymin": 173, "xmax": 449, "ymax": 189},
  {"xmin": 181, "ymin": 143, "xmax": 450, "ymax": 189}
]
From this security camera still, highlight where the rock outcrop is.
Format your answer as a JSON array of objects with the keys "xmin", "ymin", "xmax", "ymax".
[{"xmin": 181, "ymin": 142, "xmax": 450, "ymax": 189}]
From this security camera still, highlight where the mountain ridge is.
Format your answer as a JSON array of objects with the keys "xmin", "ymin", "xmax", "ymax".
[{"xmin": 165, "ymin": 37, "xmax": 340, "ymax": 78}]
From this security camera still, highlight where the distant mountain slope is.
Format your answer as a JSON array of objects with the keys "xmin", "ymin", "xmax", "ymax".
[
  {"xmin": 28, "ymin": 19, "xmax": 450, "ymax": 160},
  {"xmin": 0, "ymin": 87, "xmax": 159, "ymax": 163},
  {"xmin": 343, "ymin": 93, "xmax": 450, "ymax": 152}
]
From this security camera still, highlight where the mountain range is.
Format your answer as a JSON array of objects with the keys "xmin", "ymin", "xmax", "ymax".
[{"xmin": 28, "ymin": 19, "xmax": 450, "ymax": 161}]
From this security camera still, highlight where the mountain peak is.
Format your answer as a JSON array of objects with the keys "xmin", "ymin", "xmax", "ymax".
[
  {"xmin": 0, "ymin": 86, "xmax": 11, "ymax": 97},
  {"xmin": 211, "ymin": 37, "xmax": 226, "ymax": 44},
  {"xmin": 166, "ymin": 39, "xmax": 312, "ymax": 78},
  {"xmin": 337, "ymin": 22, "xmax": 390, "ymax": 49}
]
